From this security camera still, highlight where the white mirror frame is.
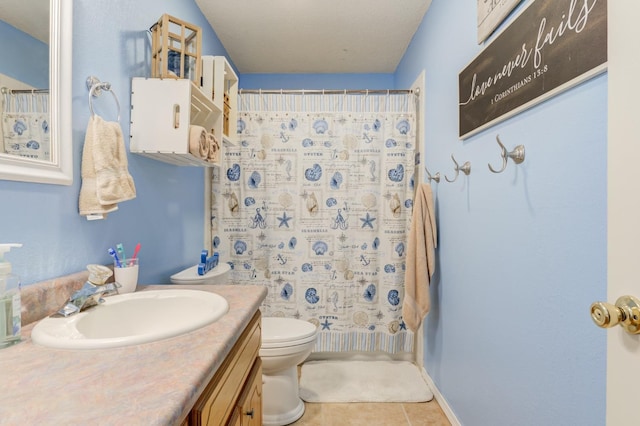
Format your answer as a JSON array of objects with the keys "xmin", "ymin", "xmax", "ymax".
[{"xmin": 0, "ymin": 0, "xmax": 72, "ymax": 185}]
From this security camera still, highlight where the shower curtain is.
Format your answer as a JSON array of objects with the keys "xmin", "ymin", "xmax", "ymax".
[
  {"xmin": 212, "ymin": 92, "xmax": 417, "ymax": 353},
  {"xmin": 1, "ymin": 91, "xmax": 50, "ymax": 161}
]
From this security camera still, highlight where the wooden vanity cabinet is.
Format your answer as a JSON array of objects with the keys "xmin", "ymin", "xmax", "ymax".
[
  {"xmin": 228, "ymin": 359, "xmax": 262, "ymax": 426},
  {"xmin": 188, "ymin": 311, "xmax": 262, "ymax": 426}
]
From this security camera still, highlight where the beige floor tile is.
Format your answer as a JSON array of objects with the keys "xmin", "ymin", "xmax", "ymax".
[
  {"xmin": 292, "ymin": 400, "xmax": 452, "ymax": 426},
  {"xmin": 291, "ymin": 402, "xmax": 324, "ymax": 426},
  {"xmin": 291, "ymin": 364, "xmax": 450, "ymax": 425},
  {"xmin": 319, "ymin": 403, "xmax": 409, "ymax": 426},
  {"xmin": 402, "ymin": 401, "xmax": 451, "ymax": 426}
]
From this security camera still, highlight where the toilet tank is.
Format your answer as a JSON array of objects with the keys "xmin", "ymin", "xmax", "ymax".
[{"xmin": 170, "ymin": 263, "xmax": 231, "ymax": 285}]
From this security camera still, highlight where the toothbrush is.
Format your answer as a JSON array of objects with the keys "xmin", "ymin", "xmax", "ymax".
[
  {"xmin": 108, "ymin": 247, "xmax": 122, "ymax": 268},
  {"xmin": 129, "ymin": 243, "xmax": 141, "ymax": 266},
  {"xmin": 116, "ymin": 243, "xmax": 126, "ymax": 263}
]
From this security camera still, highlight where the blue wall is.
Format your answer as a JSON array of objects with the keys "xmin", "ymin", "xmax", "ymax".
[
  {"xmin": 395, "ymin": 1, "xmax": 606, "ymax": 425},
  {"xmin": 0, "ymin": 21, "xmax": 48, "ymax": 88},
  {"xmin": 0, "ymin": 0, "xmax": 230, "ymax": 285}
]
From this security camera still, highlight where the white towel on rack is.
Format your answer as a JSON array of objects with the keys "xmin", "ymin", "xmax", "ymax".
[
  {"xmin": 402, "ymin": 183, "xmax": 437, "ymax": 333},
  {"xmin": 79, "ymin": 115, "xmax": 136, "ymax": 218}
]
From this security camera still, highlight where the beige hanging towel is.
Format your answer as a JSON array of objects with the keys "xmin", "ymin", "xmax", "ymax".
[
  {"xmin": 402, "ymin": 183, "xmax": 437, "ymax": 332},
  {"xmin": 79, "ymin": 115, "xmax": 136, "ymax": 219}
]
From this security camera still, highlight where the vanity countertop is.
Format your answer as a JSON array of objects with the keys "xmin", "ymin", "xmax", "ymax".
[{"xmin": 0, "ymin": 284, "xmax": 267, "ymax": 426}]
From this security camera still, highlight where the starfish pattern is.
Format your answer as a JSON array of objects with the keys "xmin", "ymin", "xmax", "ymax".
[
  {"xmin": 360, "ymin": 212, "xmax": 376, "ymax": 229},
  {"xmin": 321, "ymin": 319, "xmax": 333, "ymax": 330},
  {"xmin": 277, "ymin": 211, "xmax": 293, "ymax": 228}
]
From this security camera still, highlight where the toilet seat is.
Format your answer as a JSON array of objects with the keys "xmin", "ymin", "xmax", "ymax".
[
  {"xmin": 261, "ymin": 317, "xmax": 317, "ymax": 349},
  {"xmin": 170, "ymin": 263, "xmax": 231, "ymax": 284}
]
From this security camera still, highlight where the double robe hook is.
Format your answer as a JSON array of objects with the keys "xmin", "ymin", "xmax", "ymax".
[
  {"xmin": 488, "ymin": 135, "xmax": 525, "ymax": 173},
  {"xmin": 445, "ymin": 154, "xmax": 471, "ymax": 183},
  {"xmin": 425, "ymin": 165, "xmax": 440, "ymax": 183}
]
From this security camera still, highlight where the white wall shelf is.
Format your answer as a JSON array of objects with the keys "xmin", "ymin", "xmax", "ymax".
[
  {"xmin": 130, "ymin": 77, "xmax": 222, "ymax": 167},
  {"xmin": 202, "ymin": 56, "xmax": 238, "ymax": 145},
  {"xmin": 130, "ymin": 56, "xmax": 238, "ymax": 166}
]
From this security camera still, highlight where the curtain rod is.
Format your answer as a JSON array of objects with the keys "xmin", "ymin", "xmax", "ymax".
[
  {"xmin": 239, "ymin": 88, "xmax": 418, "ymax": 96},
  {"xmin": 1, "ymin": 87, "xmax": 49, "ymax": 94}
]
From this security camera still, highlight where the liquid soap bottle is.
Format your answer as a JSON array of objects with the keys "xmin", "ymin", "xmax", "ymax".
[{"xmin": 0, "ymin": 243, "xmax": 22, "ymax": 349}]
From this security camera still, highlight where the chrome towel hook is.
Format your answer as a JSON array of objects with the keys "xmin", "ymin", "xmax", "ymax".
[
  {"xmin": 488, "ymin": 135, "xmax": 525, "ymax": 173},
  {"xmin": 445, "ymin": 154, "xmax": 471, "ymax": 183},
  {"xmin": 425, "ymin": 165, "xmax": 440, "ymax": 183}
]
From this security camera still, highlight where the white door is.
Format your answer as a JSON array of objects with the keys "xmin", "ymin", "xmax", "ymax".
[{"xmin": 607, "ymin": 2, "xmax": 640, "ymax": 424}]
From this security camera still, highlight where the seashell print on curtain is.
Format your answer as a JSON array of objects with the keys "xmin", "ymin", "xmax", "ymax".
[
  {"xmin": 1, "ymin": 92, "xmax": 50, "ymax": 161},
  {"xmin": 212, "ymin": 92, "xmax": 417, "ymax": 353}
]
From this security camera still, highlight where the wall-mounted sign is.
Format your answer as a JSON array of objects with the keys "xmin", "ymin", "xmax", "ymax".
[
  {"xmin": 459, "ymin": 0, "xmax": 607, "ymax": 139},
  {"xmin": 477, "ymin": 0, "xmax": 524, "ymax": 44}
]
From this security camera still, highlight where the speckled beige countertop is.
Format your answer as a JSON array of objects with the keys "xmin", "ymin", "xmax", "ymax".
[{"xmin": 0, "ymin": 283, "xmax": 267, "ymax": 426}]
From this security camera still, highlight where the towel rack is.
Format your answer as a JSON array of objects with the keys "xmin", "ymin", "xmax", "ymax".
[
  {"xmin": 488, "ymin": 135, "xmax": 525, "ymax": 173},
  {"xmin": 445, "ymin": 154, "xmax": 471, "ymax": 183},
  {"xmin": 86, "ymin": 76, "xmax": 121, "ymax": 122},
  {"xmin": 425, "ymin": 165, "xmax": 441, "ymax": 183}
]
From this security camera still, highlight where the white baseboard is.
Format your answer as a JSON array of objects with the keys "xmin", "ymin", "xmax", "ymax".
[{"xmin": 420, "ymin": 367, "xmax": 461, "ymax": 426}]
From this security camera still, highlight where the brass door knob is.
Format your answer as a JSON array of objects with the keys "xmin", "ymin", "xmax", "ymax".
[{"xmin": 590, "ymin": 295, "xmax": 640, "ymax": 334}]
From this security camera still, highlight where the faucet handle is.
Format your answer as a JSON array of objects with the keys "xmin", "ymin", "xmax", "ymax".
[{"xmin": 87, "ymin": 264, "xmax": 113, "ymax": 285}]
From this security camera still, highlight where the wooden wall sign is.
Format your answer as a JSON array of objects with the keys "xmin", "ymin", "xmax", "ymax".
[{"xmin": 459, "ymin": 0, "xmax": 607, "ymax": 139}]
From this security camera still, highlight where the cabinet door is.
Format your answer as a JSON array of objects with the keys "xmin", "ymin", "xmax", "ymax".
[
  {"xmin": 190, "ymin": 312, "xmax": 261, "ymax": 426},
  {"xmin": 227, "ymin": 410, "xmax": 241, "ymax": 426},
  {"xmin": 237, "ymin": 359, "xmax": 262, "ymax": 426}
]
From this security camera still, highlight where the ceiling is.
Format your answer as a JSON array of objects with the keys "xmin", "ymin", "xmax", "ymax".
[
  {"xmin": 0, "ymin": 1, "xmax": 432, "ymax": 74},
  {"xmin": 195, "ymin": 0, "xmax": 432, "ymax": 74},
  {"xmin": 0, "ymin": 0, "xmax": 49, "ymax": 44}
]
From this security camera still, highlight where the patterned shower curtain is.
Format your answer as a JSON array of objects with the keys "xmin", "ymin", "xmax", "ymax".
[
  {"xmin": 212, "ymin": 92, "xmax": 417, "ymax": 353},
  {"xmin": 1, "ymin": 91, "xmax": 50, "ymax": 161}
]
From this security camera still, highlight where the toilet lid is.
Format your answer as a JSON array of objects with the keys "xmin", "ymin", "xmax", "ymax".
[
  {"xmin": 170, "ymin": 262, "xmax": 231, "ymax": 284},
  {"xmin": 261, "ymin": 317, "xmax": 318, "ymax": 348}
]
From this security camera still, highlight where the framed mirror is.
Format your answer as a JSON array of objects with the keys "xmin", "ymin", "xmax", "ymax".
[{"xmin": 0, "ymin": 0, "xmax": 72, "ymax": 185}]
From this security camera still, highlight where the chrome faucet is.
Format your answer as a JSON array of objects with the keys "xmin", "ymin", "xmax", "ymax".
[{"xmin": 55, "ymin": 264, "xmax": 120, "ymax": 317}]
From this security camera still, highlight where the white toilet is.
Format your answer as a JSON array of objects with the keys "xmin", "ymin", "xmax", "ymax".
[
  {"xmin": 260, "ymin": 317, "xmax": 317, "ymax": 426},
  {"xmin": 170, "ymin": 264, "xmax": 318, "ymax": 426}
]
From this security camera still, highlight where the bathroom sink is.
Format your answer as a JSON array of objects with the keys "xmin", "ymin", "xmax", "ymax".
[{"xmin": 31, "ymin": 289, "xmax": 229, "ymax": 350}]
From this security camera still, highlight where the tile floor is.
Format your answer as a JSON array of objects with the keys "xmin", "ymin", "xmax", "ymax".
[
  {"xmin": 290, "ymin": 400, "xmax": 451, "ymax": 426},
  {"xmin": 291, "ymin": 364, "xmax": 451, "ymax": 426}
]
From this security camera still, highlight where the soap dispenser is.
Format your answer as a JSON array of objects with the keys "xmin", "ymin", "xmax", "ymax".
[{"xmin": 0, "ymin": 243, "xmax": 23, "ymax": 349}]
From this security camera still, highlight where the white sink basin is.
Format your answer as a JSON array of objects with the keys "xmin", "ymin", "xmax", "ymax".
[{"xmin": 31, "ymin": 289, "xmax": 229, "ymax": 350}]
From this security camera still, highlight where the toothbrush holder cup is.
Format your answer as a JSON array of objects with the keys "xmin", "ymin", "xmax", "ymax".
[{"xmin": 114, "ymin": 258, "xmax": 139, "ymax": 294}]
